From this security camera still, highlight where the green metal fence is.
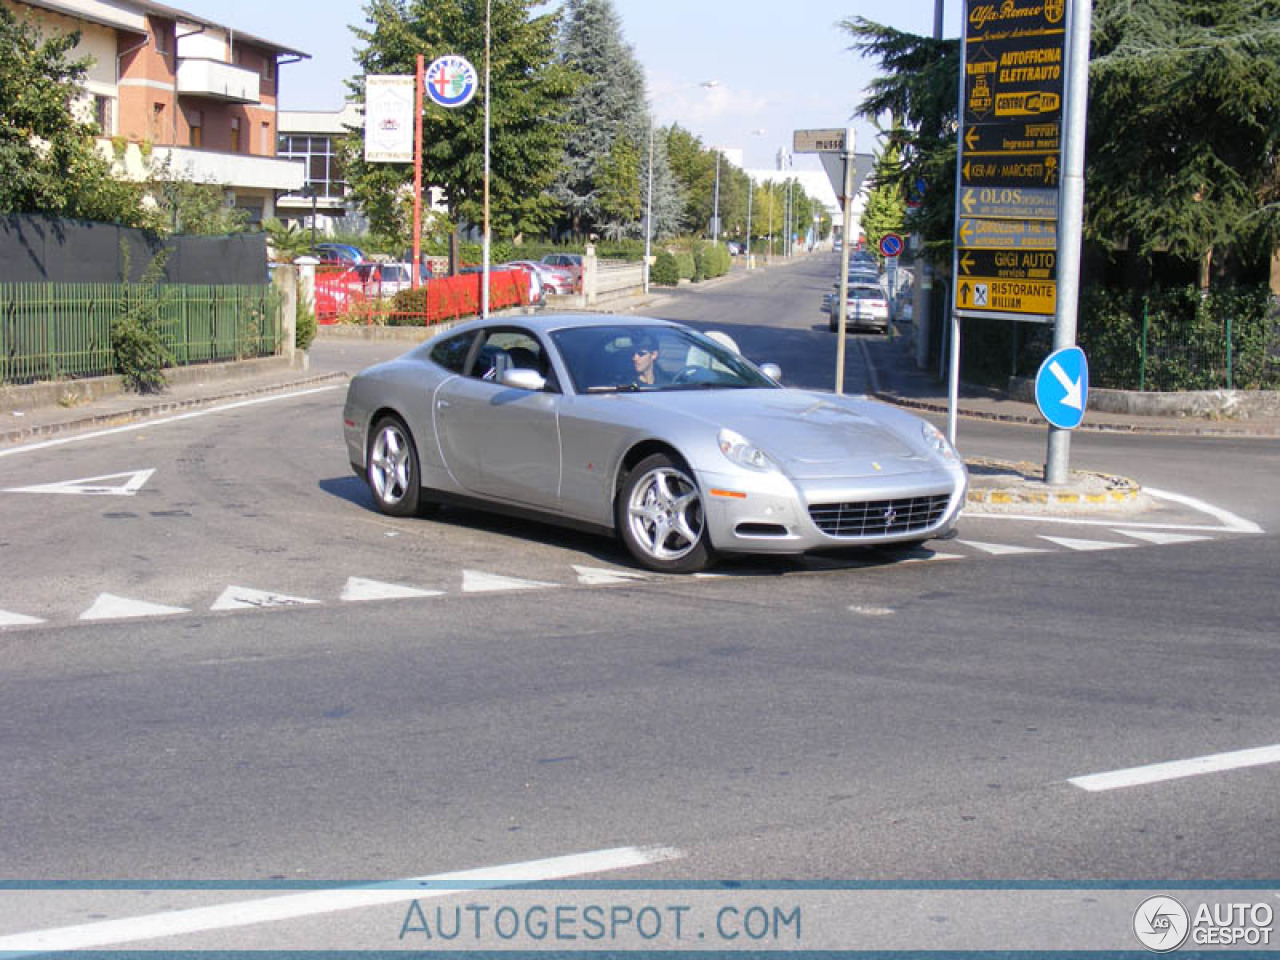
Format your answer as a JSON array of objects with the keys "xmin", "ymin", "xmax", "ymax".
[{"xmin": 1, "ymin": 283, "xmax": 282, "ymax": 385}]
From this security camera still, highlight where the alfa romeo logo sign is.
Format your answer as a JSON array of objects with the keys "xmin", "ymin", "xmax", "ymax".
[{"xmin": 425, "ymin": 55, "xmax": 478, "ymax": 108}]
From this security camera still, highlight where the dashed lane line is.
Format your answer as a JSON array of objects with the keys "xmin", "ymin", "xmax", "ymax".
[
  {"xmin": 0, "ymin": 845, "xmax": 683, "ymax": 954},
  {"xmin": 1069, "ymin": 744, "xmax": 1280, "ymax": 792}
]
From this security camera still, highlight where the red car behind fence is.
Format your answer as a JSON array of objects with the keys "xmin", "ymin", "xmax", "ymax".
[{"xmin": 314, "ymin": 265, "xmax": 531, "ymax": 326}]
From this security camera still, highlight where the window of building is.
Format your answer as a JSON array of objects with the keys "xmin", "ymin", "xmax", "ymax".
[
  {"xmin": 276, "ymin": 133, "xmax": 347, "ymax": 199},
  {"xmin": 151, "ymin": 102, "xmax": 165, "ymax": 141},
  {"xmin": 188, "ymin": 109, "xmax": 203, "ymax": 148},
  {"xmin": 260, "ymin": 121, "xmax": 270, "ymax": 154},
  {"xmin": 93, "ymin": 95, "xmax": 114, "ymax": 136},
  {"xmin": 230, "ymin": 117, "xmax": 242, "ymax": 153}
]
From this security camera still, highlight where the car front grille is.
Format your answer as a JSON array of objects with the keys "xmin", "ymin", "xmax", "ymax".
[{"xmin": 809, "ymin": 494, "xmax": 952, "ymax": 538}]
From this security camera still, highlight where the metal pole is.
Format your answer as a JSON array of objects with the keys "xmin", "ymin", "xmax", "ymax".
[
  {"xmin": 834, "ymin": 128, "xmax": 856, "ymax": 395},
  {"xmin": 745, "ymin": 175, "xmax": 753, "ymax": 269},
  {"xmin": 711, "ymin": 151, "xmax": 721, "ymax": 244},
  {"xmin": 412, "ymin": 55, "xmax": 424, "ymax": 290},
  {"xmin": 481, "ymin": 0, "xmax": 492, "ymax": 318},
  {"xmin": 644, "ymin": 116, "xmax": 654, "ymax": 294},
  {"xmin": 948, "ymin": 286, "xmax": 960, "ymax": 447},
  {"xmin": 1045, "ymin": 0, "xmax": 1091, "ymax": 484}
]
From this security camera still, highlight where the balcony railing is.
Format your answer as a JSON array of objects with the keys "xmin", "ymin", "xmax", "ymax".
[{"xmin": 176, "ymin": 57, "xmax": 260, "ymax": 104}]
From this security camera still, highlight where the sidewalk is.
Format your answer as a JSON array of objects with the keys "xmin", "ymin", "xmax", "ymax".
[{"xmin": 858, "ymin": 332, "xmax": 1280, "ymax": 440}]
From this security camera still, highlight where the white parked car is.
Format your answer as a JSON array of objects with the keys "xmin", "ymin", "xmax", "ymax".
[{"xmin": 829, "ymin": 283, "xmax": 891, "ymax": 333}]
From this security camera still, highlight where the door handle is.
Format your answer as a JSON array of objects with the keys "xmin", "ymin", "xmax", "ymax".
[{"xmin": 437, "ymin": 399, "xmax": 451, "ymax": 409}]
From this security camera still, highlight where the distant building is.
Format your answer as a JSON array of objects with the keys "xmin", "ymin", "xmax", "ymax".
[{"xmin": 8, "ymin": 0, "xmax": 309, "ymax": 223}]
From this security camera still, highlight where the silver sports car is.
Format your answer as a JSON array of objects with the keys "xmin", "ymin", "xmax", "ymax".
[{"xmin": 343, "ymin": 314, "xmax": 967, "ymax": 573}]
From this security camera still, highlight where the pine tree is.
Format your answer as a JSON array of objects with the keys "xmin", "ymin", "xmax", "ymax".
[{"xmin": 554, "ymin": 0, "xmax": 649, "ymax": 236}]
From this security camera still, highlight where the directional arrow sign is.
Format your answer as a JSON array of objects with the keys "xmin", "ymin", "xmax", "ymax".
[{"xmin": 1035, "ymin": 346, "xmax": 1089, "ymax": 430}]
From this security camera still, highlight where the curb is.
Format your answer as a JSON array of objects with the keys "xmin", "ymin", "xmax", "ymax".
[{"xmin": 0, "ymin": 372, "xmax": 349, "ymax": 446}]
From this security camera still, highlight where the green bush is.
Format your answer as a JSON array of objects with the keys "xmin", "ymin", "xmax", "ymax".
[
  {"xmin": 295, "ymin": 291, "xmax": 317, "ymax": 352},
  {"xmin": 691, "ymin": 245, "xmax": 705, "ymax": 283},
  {"xmin": 651, "ymin": 250, "xmax": 679, "ymax": 286},
  {"xmin": 112, "ymin": 246, "xmax": 172, "ymax": 393},
  {"xmin": 675, "ymin": 251, "xmax": 695, "ymax": 281}
]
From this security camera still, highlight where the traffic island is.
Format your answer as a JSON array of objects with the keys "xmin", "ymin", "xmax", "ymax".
[{"xmin": 964, "ymin": 456, "xmax": 1150, "ymax": 513}]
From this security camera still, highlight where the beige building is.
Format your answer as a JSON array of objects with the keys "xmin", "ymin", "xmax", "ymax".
[{"xmin": 8, "ymin": 0, "xmax": 309, "ymax": 223}]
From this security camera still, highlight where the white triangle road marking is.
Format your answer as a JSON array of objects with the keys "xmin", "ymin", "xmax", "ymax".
[
  {"xmin": 1039, "ymin": 535, "xmax": 1136, "ymax": 552},
  {"xmin": 79, "ymin": 593, "xmax": 189, "ymax": 621},
  {"xmin": 461, "ymin": 570, "xmax": 556, "ymax": 593},
  {"xmin": 4, "ymin": 469, "xmax": 155, "ymax": 497},
  {"xmin": 340, "ymin": 577, "xmax": 444, "ymax": 602},
  {"xmin": 1112, "ymin": 528, "xmax": 1211, "ymax": 546},
  {"xmin": 0, "ymin": 609, "xmax": 45, "ymax": 627},
  {"xmin": 572, "ymin": 564, "xmax": 654, "ymax": 586},
  {"xmin": 957, "ymin": 539, "xmax": 1049, "ymax": 556},
  {"xmin": 211, "ymin": 586, "xmax": 321, "ymax": 611}
]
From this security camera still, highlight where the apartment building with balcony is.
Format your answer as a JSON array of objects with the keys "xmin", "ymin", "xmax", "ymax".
[{"xmin": 7, "ymin": 0, "xmax": 309, "ymax": 224}]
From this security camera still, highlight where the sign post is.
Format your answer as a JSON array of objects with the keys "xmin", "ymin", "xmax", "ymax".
[
  {"xmin": 794, "ymin": 127, "xmax": 858, "ymax": 394},
  {"xmin": 952, "ymin": 0, "xmax": 1089, "ymax": 472}
]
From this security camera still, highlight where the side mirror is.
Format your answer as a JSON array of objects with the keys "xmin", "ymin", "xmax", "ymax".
[
  {"xmin": 501, "ymin": 368, "xmax": 547, "ymax": 391},
  {"xmin": 759, "ymin": 363, "xmax": 782, "ymax": 382}
]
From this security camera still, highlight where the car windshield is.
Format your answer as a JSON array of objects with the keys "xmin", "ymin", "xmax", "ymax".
[{"xmin": 550, "ymin": 325, "xmax": 777, "ymax": 393}]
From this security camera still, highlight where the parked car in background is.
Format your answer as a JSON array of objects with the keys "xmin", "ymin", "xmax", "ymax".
[
  {"xmin": 359, "ymin": 262, "xmax": 415, "ymax": 299},
  {"xmin": 510, "ymin": 259, "xmax": 572, "ymax": 297},
  {"xmin": 314, "ymin": 242, "xmax": 366, "ymax": 266},
  {"xmin": 829, "ymin": 282, "xmax": 891, "ymax": 333},
  {"xmin": 459, "ymin": 264, "xmax": 544, "ymax": 307},
  {"xmin": 541, "ymin": 253, "xmax": 583, "ymax": 291}
]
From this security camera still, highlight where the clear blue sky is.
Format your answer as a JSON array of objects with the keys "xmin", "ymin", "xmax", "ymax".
[{"xmin": 173, "ymin": 0, "xmax": 963, "ymax": 174}]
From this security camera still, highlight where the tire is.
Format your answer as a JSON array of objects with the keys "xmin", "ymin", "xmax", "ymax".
[
  {"xmin": 616, "ymin": 453, "xmax": 713, "ymax": 574},
  {"xmin": 367, "ymin": 415, "xmax": 422, "ymax": 517}
]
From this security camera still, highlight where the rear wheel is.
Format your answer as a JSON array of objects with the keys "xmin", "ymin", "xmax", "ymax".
[
  {"xmin": 616, "ymin": 453, "xmax": 713, "ymax": 573},
  {"xmin": 367, "ymin": 415, "xmax": 423, "ymax": 517}
]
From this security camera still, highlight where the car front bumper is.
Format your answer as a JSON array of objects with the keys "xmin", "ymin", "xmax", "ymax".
[{"xmin": 696, "ymin": 463, "xmax": 967, "ymax": 555}]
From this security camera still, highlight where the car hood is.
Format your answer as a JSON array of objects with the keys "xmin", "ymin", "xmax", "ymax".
[{"xmin": 623, "ymin": 389, "xmax": 931, "ymax": 479}]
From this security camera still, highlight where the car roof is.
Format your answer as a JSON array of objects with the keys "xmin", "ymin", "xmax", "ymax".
[{"xmin": 426, "ymin": 313, "xmax": 679, "ymax": 341}]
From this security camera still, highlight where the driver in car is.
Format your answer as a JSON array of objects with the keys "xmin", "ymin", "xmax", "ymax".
[{"xmin": 629, "ymin": 333, "xmax": 660, "ymax": 385}]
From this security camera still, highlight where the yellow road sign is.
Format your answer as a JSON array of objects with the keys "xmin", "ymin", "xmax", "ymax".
[{"xmin": 955, "ymin": 276, "xmax": 1056, "ymax": 317}]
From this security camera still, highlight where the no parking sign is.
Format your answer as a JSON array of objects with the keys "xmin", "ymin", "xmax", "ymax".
[{"xmin": 878, "ymin": 233, "xmax": 904, "ymax": 258}]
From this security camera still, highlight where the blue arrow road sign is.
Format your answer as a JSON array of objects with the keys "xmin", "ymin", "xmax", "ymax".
[{"xmin": 1035, "ymin": 346, "xmax": 1089, "ymax": 430}]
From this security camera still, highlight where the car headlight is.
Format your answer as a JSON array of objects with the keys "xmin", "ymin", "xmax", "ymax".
[
  {"xmin": 718, "ymin": 428, "xmax": 779, "ymax": 472},
  {"xmin": 921, "ymin": 421, "xmax": 960, "ymax": 462}
]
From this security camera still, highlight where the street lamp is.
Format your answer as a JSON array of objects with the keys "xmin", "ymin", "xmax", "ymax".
[
  {"xmin": 644, "ymin": 80, "xmax": 719, "ymax": 294},
  {"xmin": 711, "ymin": 150, "xmax": 720, "ymax": 245},
  {"xmin": 744, "ymin": 129, "xmax": 764, "ymax": 269}
]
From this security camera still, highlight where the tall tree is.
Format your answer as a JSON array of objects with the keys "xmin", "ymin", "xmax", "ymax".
[
  {"xmin": 860, "ymin": 140, "xmax": 907, "ymax": 262},
  {"xmin": 595, "ymin": 127, "xmax": 642, "ymax": 239},
  {"xmin": 554, "ymin": 0, "xmax": 648, "ymax": 236},
  {"xmin": 1087, "ymin": 0, "xmax": 1280, "ymax": 288},
  {"xmin": 0, "ymin": 5, "xmax": 143, "ymax": 224},
  {"xmin": 344, "ymin": 0, "xmax": 578, "ymax": 239}
]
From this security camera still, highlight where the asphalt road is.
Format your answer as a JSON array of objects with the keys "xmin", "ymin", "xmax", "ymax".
[{"xmin": 1, "ymin": 256, "xmax": 1276, "ymax": 950}]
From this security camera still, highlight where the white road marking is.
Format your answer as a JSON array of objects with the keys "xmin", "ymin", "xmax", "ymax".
[
  {"xmin": 0, "ymin": 609, "xmax": 44, "ymax": 627},
  {"xmin": 1112, "ymin": 528, "xmax": 1210, "ymax": 546},
  {"xmin": 849, "ymin": 604, "xmax": 896, "ymax": 616},
  {"xmin": 1144, "ymin": 487, "xmax": 1263, "ymax": 533},
  {"xmin": 78, "ymin": 594, "xmax": 189, "ymax": 621},
  {"xmin": 0, "ymin": 845, "xmax": 683, "ymax": 954},
  {"xmin": 1039, "ymin": 535, "xmax": 1135, "ymax": 552},
  {"xmin": 0, "ymin": 386, "xmax": 341, "ymax": 460},
  {"xmin": 957, "ymin": 539, "xmax": 1048, "ymax": 556},
  {"xmin": 572, "ymin": 564, "xmax": 654, "ymax": 585},
  {"xmin": 339, "ymin": 577, "xmax": 444, "ymax": 602},
  {"xmin": 4, "ymin": 469, "xmax": 155, "ymax": 497},
  {"xmin": 461, "ymin": 570, "xmax": 556, "ymax": 593},
  {"xmin": 1069, "ymin": 744, "xmax": 1280, "ymax": 792},
  {"xmin": 211, "ymin": 586, "xmax": 321, "ymax": 611}
]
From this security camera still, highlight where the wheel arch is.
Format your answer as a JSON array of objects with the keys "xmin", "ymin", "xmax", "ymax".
[{"xmin": 613, "ymin": 439, "xmax": 690, "ymax": 505}]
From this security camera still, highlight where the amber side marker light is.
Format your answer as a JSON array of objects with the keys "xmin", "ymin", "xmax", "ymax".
[{"xmin": 709, "ymin": 489, "xmax": 747, "ymax": 499}]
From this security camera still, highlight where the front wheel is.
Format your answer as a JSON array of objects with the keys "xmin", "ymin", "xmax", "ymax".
[
  {"xmin": 367, "ymin": 415, "xmax": 422, "ymax": 517},
  {"xmin": 616, "ymin": 453, "xmax": 713, "ymax": 573}
]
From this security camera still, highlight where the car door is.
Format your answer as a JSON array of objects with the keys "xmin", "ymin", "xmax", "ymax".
[{"xmin": 432, "ymin": 326, "xmax": 563, "ymax": 509}]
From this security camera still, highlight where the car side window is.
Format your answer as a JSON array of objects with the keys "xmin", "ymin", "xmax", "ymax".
[
  {"xmin": 430, "ymin": 332, "xmax": 475, "ymax": 374},
  {"xmin": 467, "ymin": 329, "xmax": 558, "ymax": 391}
]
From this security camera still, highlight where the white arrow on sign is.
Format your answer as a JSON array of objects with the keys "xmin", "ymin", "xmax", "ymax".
[
  {"xmin": 1049, "ymin": 360, "xmax": 1083, "ymax": 410},
  {"xmin": 4, "ymin": 469, "xmax": 155, "ymax": 497}
]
